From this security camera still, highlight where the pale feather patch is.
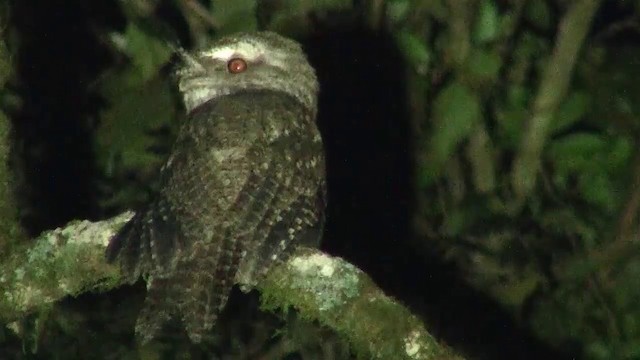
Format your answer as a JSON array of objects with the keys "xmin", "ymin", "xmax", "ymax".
[
  {"xmin": 201, "ymin": 43, "xmax": 263, "ymax": 62},
  {"xmin": 200, "ymin": 43, "xmax": 288, "ymax": 71},
  {"xmin": 181, "ymin": 87, "xmax": 230, "ymax": 113},
  {"xmin": 210, "ymin": 147, "xmax": 246, "ymax": 163}
]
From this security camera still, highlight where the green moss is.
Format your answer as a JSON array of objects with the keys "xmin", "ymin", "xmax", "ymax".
[
  {"xmin": 259, "ymin": 249, "xmax": 463, "ymax": 359},
  {"xmin": 0, "ymin": 213, "xmax": 132, "ymax": 322},
  {"xmin": 288, "ymin": 253, "xmax": 360, "ymax": 311}
]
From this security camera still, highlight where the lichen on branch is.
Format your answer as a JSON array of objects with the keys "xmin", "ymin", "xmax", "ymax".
[{"xmin": 0, "ymin": 213, "xmax": 463, "ymax": 360}]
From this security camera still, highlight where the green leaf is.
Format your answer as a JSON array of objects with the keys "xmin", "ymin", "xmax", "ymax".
[
  {"xmin": 586, "ymin": 342, "xmax": 613, "ymax": 360},
  {"xmin": 395, "ymin": 30, "xmax": 431, "ymax": 75},
  {"xmin": 473, "ymin": 0, "xmax": 499, "ymax": 44},
  {"xmin": 386, "ymin": 0, "xmax": 411, "ymax": 25},
  {"xmin": 524, "ymin": 0, "xmax": 552, "ymax": 31},
  {"xmin": 547, "ymin": 133, "xmax": 607, "ymax": 173},
  {"xmin": 578, "ymin": 172, "xmax": 616, "ymax": 210},
  {"xmin": 258, "ymin": 0, "xmax": 352, "ymax": 35},
  {"xmin": 122, "ymin": 23, "xmax": 173, "ymax": 83},
  {"xmin": 552, "ymin": 91, "xmax": 591, "ymax": 135},
  {"xmin": 547, "ymin": 133, "xmax": 629, "ymax": 211},
  {"xmin": 492, "ymin": 271, "xmax": 542, "ymax": 308},
  {"xmin": 507, "ymin": 85, "xmax": 531, "ymax": 107},
  {"xmin": 431, "ymin": 82, "xmax": 481, "ymax": 157},
  {"xmin": 466, "ymin": 48, "xmax": 502, "ymax": 84},
  {"xmin": 466, "ymin": 125, "xmax": 496, "ymax": 193},
  {"xmin": 606, "ymin": 137, "xmax": 633, "ymax": 172},
  {"xmin": 443, "ymin": 208, "xmax": 466, "ymax": 236},
  {"xmin": 494, "ymin": 107, "xmax": 526, "ymax": 148},
  {"xmin": 96, "ymin": 70, "xmax": 177, "ymax": 176},
  {"xmin": 421, "ymin": 81, "xmax": 481, "ymax": 184},
  {"xmin": 212, "ymin": 0, "xmax": 258, "ymax": 34}
]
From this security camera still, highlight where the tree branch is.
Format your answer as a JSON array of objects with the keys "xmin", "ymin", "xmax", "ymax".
[
  {"xmin": 0, "ymin": 212, "xmax": 133, "ymax": 322},
  {"xmin": 510, "ymin": 0, "xmax": 601, "ymax": 201},
  {"xmin": 0, "ymin": 213, "xmax": 464, "ymax": 360}
]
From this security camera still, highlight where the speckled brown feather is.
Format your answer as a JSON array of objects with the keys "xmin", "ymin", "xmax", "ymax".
[
  {"xmin": 106, "ymin": 89, "xmax": 324, "ymax": 343},
  {"xmin": 107, "ymin": 32, "xmax": 323, "ymax": 343}
]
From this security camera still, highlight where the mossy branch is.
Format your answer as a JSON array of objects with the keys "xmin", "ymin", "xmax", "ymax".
[
  {"xmin": 0, "ymin": 213, "xmax": 464, "ymax": 360},
  {"xmin": 0, "ymin": 212, "xmax": 133, "ymax": 322}
]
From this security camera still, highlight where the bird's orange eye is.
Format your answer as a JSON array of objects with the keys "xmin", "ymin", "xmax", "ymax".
[{"xmin": 227, "ymin": 58, "xmax": 247, "ymax": 74}]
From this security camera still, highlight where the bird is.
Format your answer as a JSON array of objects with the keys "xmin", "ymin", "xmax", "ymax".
[{"xmin": 105, "ymin": 31, "xmax": 325, "ymax": 344}]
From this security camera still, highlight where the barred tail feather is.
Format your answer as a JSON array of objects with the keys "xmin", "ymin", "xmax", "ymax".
[
  {"xmin": 106, "ymin": 196, "xmax": 185, "ymax": 283},
  {"xmin": 179, "ymin": 172, "xmax": 280, "ymax": 343},
  {"xmin": 106, "ymin": 212, "xmax": 149, "ymax": 283},
  {"xmin": 135, "ymin": 277, "xmax": 178, "ymax": 344}
]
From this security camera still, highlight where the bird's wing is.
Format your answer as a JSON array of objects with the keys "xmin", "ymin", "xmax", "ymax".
[
  {"xmin": 235, "ymin": 185, "xmax": 326, "ymax": 290},
  {"xmin": 105, "ymin": 91, "xmax": 321, "ymax": 343},
  {"xmin": 177, "ymin": 93, "xmax": 321, "ymax": 343},
  {"xmin": 105, "ymin": 92, "xmax": 273, "ymax": 279}
]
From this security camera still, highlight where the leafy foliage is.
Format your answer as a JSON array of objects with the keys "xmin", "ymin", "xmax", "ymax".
[
  {"xmin": 94, "ymin": 21, "xmax": 178, "ymax": 210},
  {"xmin": 402, "ymin": 1, "xmax": 640, "ymax": 359},
  {"xmin": 4, "ymin": 0, "xmax": 640, "ymax": 359}
]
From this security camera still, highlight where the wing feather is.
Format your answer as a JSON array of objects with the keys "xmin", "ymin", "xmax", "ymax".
[{"xmin": 105, "ymin": 91, "xmax": 323, "ymax": 343}]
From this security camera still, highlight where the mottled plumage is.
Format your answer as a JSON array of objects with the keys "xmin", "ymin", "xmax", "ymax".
[{"xmin": 105, "ymin": 32, "xmax": 325, "ymax": 343}]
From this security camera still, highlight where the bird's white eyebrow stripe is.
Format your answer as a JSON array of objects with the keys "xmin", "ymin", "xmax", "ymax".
[{"xmin": 201, "ymin": 43, "xmax": 264, "ymax": 61}]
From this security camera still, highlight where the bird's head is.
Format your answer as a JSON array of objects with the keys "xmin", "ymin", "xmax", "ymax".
[{"xmin": 177, "ymin": 32, "xmax": 318, "ymax": 115}]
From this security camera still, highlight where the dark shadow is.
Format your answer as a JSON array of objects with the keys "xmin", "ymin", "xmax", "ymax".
[
  {"xmin": 304, "ymin": 26, "xmax": 578, "ymax": 360},
  {"xmin": 10, "ymin": 0, "xmax": 122, "ymax": 235}
]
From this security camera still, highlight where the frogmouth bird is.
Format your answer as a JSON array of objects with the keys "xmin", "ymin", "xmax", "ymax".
[{"xmin": 106, "ymin": 31, "xmax": 325, "ymax": 343}]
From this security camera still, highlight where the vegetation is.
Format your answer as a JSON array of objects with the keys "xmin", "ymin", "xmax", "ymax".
[{"xmin": 1, "ymin": 0, "xmax": 640, "ymax": 359}]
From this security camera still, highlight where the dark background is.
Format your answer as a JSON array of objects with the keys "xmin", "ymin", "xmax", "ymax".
[{"xmin": 4, "ymin": 1, "xmax": 640, "ymax": 359}]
